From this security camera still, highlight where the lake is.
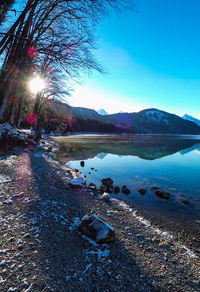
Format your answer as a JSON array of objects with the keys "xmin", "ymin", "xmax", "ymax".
[{"xmin": 53, "ymin": 134, "xmax": 200, "ymax": 244}]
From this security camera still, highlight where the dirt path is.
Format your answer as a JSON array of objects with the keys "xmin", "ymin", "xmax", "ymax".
[{"xmin": 0, "ymin": 146, "xmax": 199, "ymax": 291}]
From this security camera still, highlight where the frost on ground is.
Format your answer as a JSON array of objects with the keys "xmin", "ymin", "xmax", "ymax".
[
  {"xmin": 0, "ymin": 148, "xmax": 199, "ymax": 291},
  {"xmin": 113, "ymin": 198, "xmax": 198, "ymax": 259},
  {"xmin": 0, "ymin": 123, "xmax": 30, "ymax": 143}
]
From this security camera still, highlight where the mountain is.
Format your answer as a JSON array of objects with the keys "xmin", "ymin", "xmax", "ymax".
[
  {"xmin": 38, "ymin": 101, "xmax": 133, "ymax": 134},
  {"xmin": 107, "ymin": 108, "xmax": 200, "ymax": 134},
  {"xmin": 71, "ymin": 106, "xmax": 100, "ymax": 119},
  {"xmin": 182, "ymin": 114, "xmax": 200, "ymax": 127},
  {"xmin": 39, "ymin": 102, "xmax": 200, "ymax": 134},
  {"xmin": 97, "ymin": 109, "xmax": 108, "ymax": 115}
]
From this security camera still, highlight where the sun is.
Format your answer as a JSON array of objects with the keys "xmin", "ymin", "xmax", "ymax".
[{"xmin": 29, "ymin": 76, "xmax": 46, "ymax": 94}]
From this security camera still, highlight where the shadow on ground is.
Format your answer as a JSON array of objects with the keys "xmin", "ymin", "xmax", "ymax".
[{"xmin": 26, "ymin": 152, "xmax": 155, "ymax": 291}]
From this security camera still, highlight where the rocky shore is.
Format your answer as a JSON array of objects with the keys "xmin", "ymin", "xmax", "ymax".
[{"xmin": 0, "ymin": 139, "xmax": 200, "ymax": 291}]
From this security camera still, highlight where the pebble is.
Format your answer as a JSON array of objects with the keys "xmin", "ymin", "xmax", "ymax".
[
  {"xmin": 0, "ymin": 249, "xmax": 9, "ymax": 254},
  {"xmin": 18, "ymin": 264, "xmax": 24, "ymax": 270},
  {"xmin": 3, "ymin": 199, "xmax": 13, "ymax": 205},
  {"xmin": 65, "ymin": 276, "xmax": 71, "ymax": 281},
  {"xmin": 22, "ymin": 280, "xmax": 29, "ymax": 288},
  {"xmin": 1, "ymin": 268, "xmax": 8, "ymax": 275},
  {"xmin": 0, "ymin": 276, "xmax": 6, "ymax": 283},
  {"xmin": 17, "ymin": 239, "xmax": 23, "ymax": 245},
  {"xmin": 8, "ymin": 237, "xmax": 15, "ymax": 242},
  {"xmin": 11, "ymin": 263, "xmax": 16, "ymax": 269},
  {"xmin": 8, "ymin": 288, "xmax": 18, "ymax": 292},
  {"xmin": 0, "ymin": 260, "xmax": 7, "ymax": 266}
]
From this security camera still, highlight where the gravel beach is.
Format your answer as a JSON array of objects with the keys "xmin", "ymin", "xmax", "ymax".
[{"xmin": 0, "ymin": 140, "xmax": 200, "ymax": 292}]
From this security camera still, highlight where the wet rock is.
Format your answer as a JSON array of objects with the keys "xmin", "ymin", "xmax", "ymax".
[
  {"xmin": 150, "ymin": 186, "xmax": 159, "ymax": 190},
  {"xmin": 108, "ymin": 186, "xmax": 113, "ymax": 193},
  {"xmin": 68, "ymin": 177, "xmax": 86, "ymax": 188},
  {"xmin": 101, "ymin": 178, "xmax": 113, "ymax": 187},
  {"xmin": 99, "ymin": 184, "xmax": 108, "ymax": 194},
  {"xmin": 122, "ymin": 185, "xmax": 130, "ymax": 195},
  {"xmin": 114, "ymin": 186, "xmax": 120, "ymax": 194},
  {"xmin": 138, "ymin": 188, "xmax": 147, "ymax": 195},
  {"xmin": 101, "ymin": 193, "xmax": 110, "ymax": 203},
  {"xmin": 155, "ymin": 190, "xmax": 170, "ymax": 199},
  {"xmin": 80, "ymin": 161, "xmax": 85, "ymax": 167},
  {"xmin": 181, "ymin": 199, "xmax": 190, "ymax": 205},
  {"xmin": 88, "ymin": 183, "xmax": 96, "ymax": 189},
  {"xmin": 79, "ymin": 214, "xmax": 115, "ymax": 243}
]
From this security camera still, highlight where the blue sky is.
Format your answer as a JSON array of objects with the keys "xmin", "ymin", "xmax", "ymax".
[{"xmin": 69, "ymin": 0, "xmax": 200, "ymax": 118}]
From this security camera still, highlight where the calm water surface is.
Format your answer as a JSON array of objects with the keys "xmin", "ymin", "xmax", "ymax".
[{"xmin": 54, "ymin": 134, "xmax": 200, "ymax": 238}]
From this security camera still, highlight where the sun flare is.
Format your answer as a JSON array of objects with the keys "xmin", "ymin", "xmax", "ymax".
[{"xmin": 29, "ymin": 76, "xmax": 46, "ymax": 94}]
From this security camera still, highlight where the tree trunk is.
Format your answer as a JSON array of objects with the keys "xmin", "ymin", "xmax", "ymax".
[
  {"xmin": 17, "ymin": 94, "xmax": 26, "ymax": 128},
  {"xmin": 32, "ymin": 92, "xmax": 41, "ymax": 129},
  {"xmin": 10, "ymin": 101, "xmax": 16, "ymax": 125},
  {"xmin": 0, "ymin": 86, "xmax": 10, "ymax": 121}
]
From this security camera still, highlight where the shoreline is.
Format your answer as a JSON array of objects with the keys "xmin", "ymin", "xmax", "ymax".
[
  {"xmin": 0, "ymin": 139, "xmax": 199, "ymax": 291},
  {"xmin": 52, "ymin": 134, "xmax": 200, "ymax": 252}
]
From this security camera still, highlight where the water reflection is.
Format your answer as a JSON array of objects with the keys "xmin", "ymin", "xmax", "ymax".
[
  {"xmin": 54, "ymin": 134, "xmax": 200, "ymax": 245},
  {"xmin": 54, "ymin": 134, "xmax": 200, "ymax": 162}
]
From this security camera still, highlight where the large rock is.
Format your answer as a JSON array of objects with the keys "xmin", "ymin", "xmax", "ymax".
[
  {"xmin": 181, "ymin": 199, "xmax": 190, "ymax": 205},
  {"xmin": 155, "ymin": 190, "xmax": 170, "ymax": 199},
  {"xmin": 99, "ymin": 184, "xmax": 108, "ymax": 194},
  {"xmin": 68, "ymin": 177, "xmax": 86, "ymax": 188},
  {"xmin": 107, "ymin": 186, "xmax": 113, "ymax": 194},
  {"xmin": 101, "ymin": 178, "xmax": 113, "ymax": 187},
  {"xmin": 122, "ymin": 185, "xmax": 130, "ymax": 195},
  {"xmin": 80, "ymin": 161, "xmax": 85, "ymax": 167},
  {"xmin": 79, "ymin": 214, "xmax": 115, "ymax": 243},
  {"xmin": 114, "ymin": 186, "xmax": 120, "ymax": 194},
  {"xmin": 101, "ymin": 192, "xmax": 110, "ymax": 202},
  {"xmin": 138, "ymin": 188, "xmax": 146, "ymax": 195},
  {"xmin": 88, "ymin": 182, "xmax": 96, "ymax": 189}
]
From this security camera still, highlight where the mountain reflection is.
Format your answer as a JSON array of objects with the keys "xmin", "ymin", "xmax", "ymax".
[{"xmin": 53, "ymin": 134, "xmax": 200, "ymax": 162}]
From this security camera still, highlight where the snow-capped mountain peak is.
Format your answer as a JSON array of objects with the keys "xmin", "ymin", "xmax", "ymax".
[
  {"xmin": 182, "ymin": 114, "xmax": 200, "ymax": 126},
  {"xmin": 97, "ymin": 109, "xmax": 108, "ymax": 115}
]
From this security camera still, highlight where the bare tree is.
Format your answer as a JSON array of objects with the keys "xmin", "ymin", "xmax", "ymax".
[
  {"xmin": 0, "ymin": 0, "xmax": 16, "ymax": 26},
  {"xmin": 0, "ymin": 0, "xmax": 133, "ymax": 125}
]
